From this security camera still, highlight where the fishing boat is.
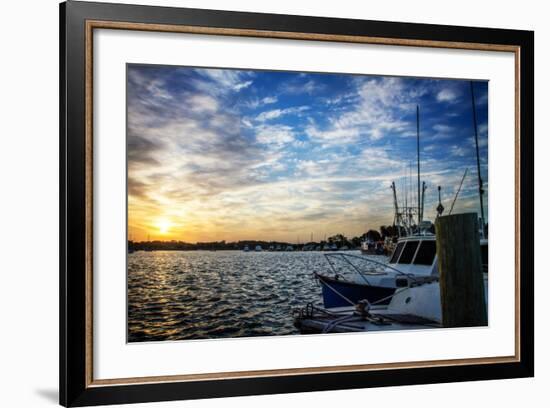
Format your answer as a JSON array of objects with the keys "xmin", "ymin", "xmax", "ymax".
[
  {"xmin": 315, "ymin": 98, "xmax": 489, "ymax": 309},
  {"xmin": 315, "ymin": 233, "xmax": 488, "ymax": 309}
]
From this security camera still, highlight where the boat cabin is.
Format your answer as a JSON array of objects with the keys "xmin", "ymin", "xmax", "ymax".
[
  {"xmin": 387, "ymin": 234, "xmax": 438, "ymax": 277},
  {"xmin": 387, "ymin": 234, "xmax": 488, "ymax": 276}
]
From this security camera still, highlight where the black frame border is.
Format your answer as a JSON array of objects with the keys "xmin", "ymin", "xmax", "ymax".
[{"xmin": 60, "ymin": 1, "xmax": 534, "ymax": 406}]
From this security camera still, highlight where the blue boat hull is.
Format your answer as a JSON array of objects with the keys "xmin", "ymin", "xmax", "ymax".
[{"xmin": 317, "ymin": 274, "xmax": 396, "ymax": 309}]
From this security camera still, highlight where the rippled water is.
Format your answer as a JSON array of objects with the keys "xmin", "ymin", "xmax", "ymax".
[{"xmin": 128, "ymin": 250, "xmax": 380, "ymax": 342}]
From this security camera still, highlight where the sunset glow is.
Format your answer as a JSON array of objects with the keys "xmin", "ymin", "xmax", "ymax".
[
  {"xmin": 155, "ymin": 218, "xmax": 172, "ymax": 235},
  {"xmin": 127, "ymin": 65, "xmax": 488, "ymax": 243}
]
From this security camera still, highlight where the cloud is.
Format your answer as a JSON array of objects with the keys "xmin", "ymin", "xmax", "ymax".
[
  {"xmin": 305, "ymin": 125, "xmax": 360, "ymax": 144},
  {"xmin": 243, "ymin": 96, "xmax": 278, "ymax": 109},
  {"xmin": 306, "ymin": 77, "xmax": 417, "ymax": 144},
  {"xmin": 359, "ymin": 146, "xmax": 403, "ymax": 171},
  {"xmin": 193, "ymin": 68, "xmax": 254, "ymax": 94},
  {"xmin": 188, "ymin": 94, "xmax": 218, "ymax": 113},
  {"xmin": 450, "ymin": 145, "xmax": 469, "ymax": 157},
  {"xmin": 255, "ymin": 124, "xmax": 295, "ymax": 145},
  {"xmin": 281, "ymin": 79, "xmax": 322, "ymax": 95},
  {"xmin": 256, "ymin": 106, "xmax": 309, "ymax": 122},
  {"xmin": 436, "ymin": 88, "xmax": 459, "ymax": 102},
  {"xmin": 262, "ymin": 96, "xmax": 278, "ymax": 104},
  {"xmin": 433, "ymin": 124, "xmax": 453, "ymax": 133}
]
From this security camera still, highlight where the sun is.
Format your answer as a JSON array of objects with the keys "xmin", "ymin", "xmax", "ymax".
[{"xmin": 155, "ymin": 218, "xmax": 172, "ymax": 234}]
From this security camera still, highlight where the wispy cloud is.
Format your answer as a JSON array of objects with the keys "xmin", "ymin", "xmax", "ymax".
[
  {"xmin": 193, "ymin": 68, "xmax": 254, "ymax": 95},
  {"xmin": 281, "ymin": 79, "xmax": 323, "ymax": 95},
  {"xmin": 256, "ymin": 106, "xmax": 309, "ymax": 122}
]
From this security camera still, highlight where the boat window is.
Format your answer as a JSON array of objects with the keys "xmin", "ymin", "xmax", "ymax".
[
  {"xmin": 398, "ymin": 241, "xmax": 420, "ymax": 264},
  {"xmin": 413, "ymin": 241, "xmax": 437, "ymax": 265},
  {"xmin": 389, "ymin": 242, "xmax": 405, "ymax": 264}
]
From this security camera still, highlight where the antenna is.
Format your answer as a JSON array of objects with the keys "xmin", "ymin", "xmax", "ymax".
[
  {"xmin": 421, "ymin": 181, "xmax": 427, "ymax": 222},
  {"xmin": 470, "ymin": 81, "xmax": 486, "ymax": 238},
  {"xmin": 437, "ymin": 186, "xmax": 444, "ymax": 217}
]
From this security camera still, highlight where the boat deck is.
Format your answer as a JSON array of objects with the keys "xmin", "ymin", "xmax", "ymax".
[{"xmin": 294, "ymin": 306, "xmax": 440, "ymax": 334}]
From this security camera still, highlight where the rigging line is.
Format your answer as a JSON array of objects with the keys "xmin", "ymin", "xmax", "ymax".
[
  {"xmin": 316, "ymin": 275, "xmax": 357, "ymax": 307},
  {"xmin": 449, "ymin": 168, "xmax": 469, "ymax": 215}
]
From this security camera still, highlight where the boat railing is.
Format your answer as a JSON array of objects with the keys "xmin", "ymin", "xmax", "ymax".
[{"xmin": 323, "ymin": 252, "xmax": 418, "ymax": 286}]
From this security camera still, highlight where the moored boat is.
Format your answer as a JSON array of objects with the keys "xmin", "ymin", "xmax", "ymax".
[{"xmin": 315, "ymin": 233, "xmax": 488, "ymax": 309}]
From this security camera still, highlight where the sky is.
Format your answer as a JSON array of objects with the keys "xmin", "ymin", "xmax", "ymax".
[{"xmin": 127, "ymin": 64, "xmax": 488, "ymax": 243}]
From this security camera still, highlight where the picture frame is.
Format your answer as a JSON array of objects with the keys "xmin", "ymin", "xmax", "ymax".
[{"xmin": 60, "ymin": 0, "xmax": 534, "ymax": 406}]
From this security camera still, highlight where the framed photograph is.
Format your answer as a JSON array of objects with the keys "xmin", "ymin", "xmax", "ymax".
[{"xmin": 60, "ymin": 1, "xmax": 534, "ymax": 406}]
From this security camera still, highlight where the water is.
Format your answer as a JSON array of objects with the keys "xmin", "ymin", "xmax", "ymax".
[{"xmin": 127, "ymin": 250, "xmax": 377, "ymax": 342}]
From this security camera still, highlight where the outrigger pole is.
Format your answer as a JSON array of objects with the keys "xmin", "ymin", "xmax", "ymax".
[
  {"xmin": 391, "ymin": 181, "xmax": 401, "ymax": 237},
  {"xmin": 470, "ymin": 81, "xmax": 486, "ymax": 238}
]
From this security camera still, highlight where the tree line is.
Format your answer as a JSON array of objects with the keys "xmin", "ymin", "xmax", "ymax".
[{"xmin": 129, "ymin": 225, "xmax": 408, "ymax": 251}]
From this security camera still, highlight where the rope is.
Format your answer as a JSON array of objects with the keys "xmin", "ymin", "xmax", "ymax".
[{"xmin": 322, "ymin": 314, "xmax": 362, "ymax": 333}]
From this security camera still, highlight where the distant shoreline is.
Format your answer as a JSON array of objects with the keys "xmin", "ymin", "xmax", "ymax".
[{"xmin": 128, "ymin": 240, "xmax": 362, "ymax": 252}]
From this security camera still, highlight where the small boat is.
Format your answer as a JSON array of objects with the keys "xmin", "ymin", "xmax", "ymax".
[
  {"xmin": 360, "ymin": 240, "xmax": 385, "ymax": 255},
  {"xmin": 295, "ymin": 271, "xmax": 488, "ymax": 334},
  {"xmin": 243, "ymin": 245, "xmax": 250, "ymax": 252},
  {"xmin": 285, "ymin": 245, "xmax": 294, "ymax": 251},
  {"xmin": 255, "ymin": 245, "xmax": 263, "ymax": 252}
]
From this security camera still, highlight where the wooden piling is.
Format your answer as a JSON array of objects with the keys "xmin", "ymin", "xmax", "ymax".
[{"xmin": 435, "ymin": 213, "xmax": 487, "ymax": 327}]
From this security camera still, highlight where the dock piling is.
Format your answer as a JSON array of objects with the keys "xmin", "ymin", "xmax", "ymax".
[{"xmin": 435, "ymin": 213, "xmax": 487, "ymax": 327}]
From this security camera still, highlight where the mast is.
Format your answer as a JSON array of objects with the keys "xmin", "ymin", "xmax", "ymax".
[
  {"xmin": 470, "ymin": 81, "xmax": 486, "ymax": 238},
  {"xmin": 416, "ymin": 105, "xmax": 421, "ymax": 225},
  {"xmin": 405, "ymin": 168, "xmax": 409, "ymax": 231}
]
